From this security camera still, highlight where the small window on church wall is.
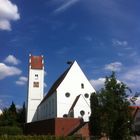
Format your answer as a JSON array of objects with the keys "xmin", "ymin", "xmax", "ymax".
[
  {"xmin": 84, "ymin": 93, "xmax": 89, "ymax": 98},
  {"xmin": 33, "ymin": 82, "xmax": 39, "ymax": 87},
  {"xmin": 65, "ymin": 92, "xmax": 70, "ymax": 97},
  {"xmin": 81, "ymin": 83, "xmax": 84, "ymax": 89},
  {"xmin": 35, "ymin": 74, "xmax": 38, "ymax": 80}
]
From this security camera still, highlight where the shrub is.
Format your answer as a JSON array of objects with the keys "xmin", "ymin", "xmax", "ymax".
[
  {"xmin": 0, "ymin": 135, "xmax": 81, "ymax": 140},
  {"xmin": 0, "ymin": 126, "xmax": 23, "ymax": 136}
]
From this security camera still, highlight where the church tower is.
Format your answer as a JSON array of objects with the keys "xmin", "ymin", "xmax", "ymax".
[{"xmin": 26, "ymin": 54, "xmax": 44, "ymax": 123}]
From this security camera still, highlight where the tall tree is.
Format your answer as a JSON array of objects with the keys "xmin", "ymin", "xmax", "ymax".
[
  {"xmin": 9, "ymin": 101, "xmax": 17, "ymax": 115},
  {"xmin": 90, "ymin": 72, "xmax": 132, "ymax": 140},
  {"xmin": 17, "ymin": 102, "xmax": 26, "ymax": 125},
  {"xmin": 89, "ymin": 92, "xmax": 101, "ymax": 136},
  {"xmin": 8, "ymin": 101, "xmax": 17, "ymax": 126}
]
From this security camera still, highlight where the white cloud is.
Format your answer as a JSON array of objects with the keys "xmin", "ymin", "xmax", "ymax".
[
  {"xmin": 122, "ymin": 69, "xmax": 140, "ymax": 81},
  {"xmin": 90, "ymin": 78, "xmax": 105, "ymax": 90},
  {"xmin": 90, "ymin": 77, "xmax": 121, "ymax": 91},
  {"xmin": 0, "ymin": 0, "xmax": 20, "ymax": 31},
  {"xmin": 0, "ymin": 99, "xmax": 3, "ymax": 109},
  {"xmin": 54, "ymin": 0, "xmax": 79, "ymax": 13},
  {"xmin": 120, "ymin": 66, "xmax": 140, "ymax": 90},
  {"xmin": 112, "ymin": 39, "xmax": 128, "ymax": 47},
  {"xmin": 105, "ymin": 62, "xmax": 122, "ymax": 72},
  {"xmin": 16, "ymin": 76, "xmax": 28, "ymax": 86},
  {"xmin": 0, "ymin": 95, "xmax": 11, "ymax": 108},
  {"xmin": 16, "ymin": 104, "xmax": 22, "ymax": 109},
  {"xmin": 0, "ymin": 109, "xmax": 2, "ymax": 114},
  {"xmin": 0, "ymin": 63, "xmax": 22, "ymax": 80},
  {"xmin": 4, "ymin": 55, "xmax": 20, "ymax": 65},
  {"xmin": 0, "ymin": 20, "xmax": 11, "ymax": 30}
]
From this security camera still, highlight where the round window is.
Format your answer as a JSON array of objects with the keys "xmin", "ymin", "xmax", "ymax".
[
  {"xmin": 84, "ymin": 93, "xmax": 89, "ymax": 98},
  {"xmin": 65, "ymin": 92, "xmax": 70, "ymax": 97},
  {"xmin": 80, "ymin": 110, "xmax": 85, "ymax": 116}
]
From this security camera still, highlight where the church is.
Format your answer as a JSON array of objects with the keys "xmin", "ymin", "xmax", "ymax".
[{"xmin": 25, "ymin": 55, "xmax": 96, "ymax": 136}]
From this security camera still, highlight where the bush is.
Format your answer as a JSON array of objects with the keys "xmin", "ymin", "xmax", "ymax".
[
  {"xmin": 0, "ymin": 126, "xmax": 23, "ymax": 135},
  {"xmin": 0, "ymin": 135, "xmax": 80, "ymax": 140}
]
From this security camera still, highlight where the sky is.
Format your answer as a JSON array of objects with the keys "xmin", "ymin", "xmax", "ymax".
[{"xmin": 0, "ymin": 0, "xmax": 140, "ymax": 109}]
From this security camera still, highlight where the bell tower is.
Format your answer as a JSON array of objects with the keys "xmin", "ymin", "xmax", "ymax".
[{"xmin": 26, "ymin": 54, "xmax": 44, "ymax": 123}]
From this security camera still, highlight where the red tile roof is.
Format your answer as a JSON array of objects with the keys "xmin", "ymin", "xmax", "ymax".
[
  {"xmin": 30, "ymin": 55, "xmax": 43, "ymax": 69},
  {"xmin": 129, "ymin": 106, "xmax": 140, "ymax": 118}
]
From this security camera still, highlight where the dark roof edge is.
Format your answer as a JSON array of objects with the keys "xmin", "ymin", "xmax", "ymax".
[
  {"xmin": 68, "ymin": 94, "xmax": 81, "ymax": 113},
  {"xmin": 39, "ymin": 61, "xmax": 74, "ymax": 105},
  {"xmin": 68, "ymin": 122, "xmax": 88, "ymax": 136}
]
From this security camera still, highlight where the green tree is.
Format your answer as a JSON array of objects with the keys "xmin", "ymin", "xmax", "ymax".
[
  {"xmin": 90, "ymin": 72, "xmax": 132, "ymax": 140},
  {"xmin": 9, "ymin": 101, "xmax": 17, "ymax": 114},
  {"xmin": 89, "ymin": 92, "xmax": 101, "ymax": 136},
  {"xmin": 0, "ymin": 101, "xmax": 26, "ymax": 128},
  {"xmin": 0, "ymin": 102, "xmax": 26, "ymax": 135},
  {"xmin": 0, "ymin": 102, "xmax": 19, "ymax": 126},
  {"xmin": 17, "ymin": 102, "xmax": 26, "ymax": 125}
]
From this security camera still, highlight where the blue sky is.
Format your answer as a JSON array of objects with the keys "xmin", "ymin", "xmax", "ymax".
[{"xmin": 0, "ymin": 0, "xmax": 140, "ymax": 109}]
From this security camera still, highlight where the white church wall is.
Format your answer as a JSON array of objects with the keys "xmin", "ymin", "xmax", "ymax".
[
  {"xmin": 31, "ymin": 60, "xmax": 96, "ymax": 122},
  {"xmin": 46, "ymin": 92, "xmax": 57, "ymax": 119},
  {"xmin": 73, "ymin": 95, "xmax": 91, "ymax": 122},
  {"xmin": 26, "ymin": 55, "xmax": 44, "ymax": 123},
  {"xmin": 27, "ymin": 99, "xmax": 42, "ymax": 122},
  {"xmin": 37, "ymin": 92, "xmax": 57, "ymax": 120},
  {"xmin": 27, "ymin": 68, "xmax": 44, "ymax": 122},
  {"xmin": 28, "ymin": 69, "xmax": 44, "ymax": 99},
  {"xmin": 56, "ymin": 61, "xmax": 95, "ymax": 119},
  {"xmin": 57, "ymin": 89, "xmax": 73, "ymax": 117}
]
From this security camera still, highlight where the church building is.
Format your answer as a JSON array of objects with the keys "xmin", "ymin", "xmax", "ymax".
[{"xmin": 26, "ymin": 55, "xmax": 96, "ymax": 136}]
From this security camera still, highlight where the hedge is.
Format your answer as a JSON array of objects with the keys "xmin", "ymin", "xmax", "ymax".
[
  {"xmin": 0, "ymin": 135, "xmax": 85, "ymax": 140},
  {"xmin": 0, "ymin": 127, "xmax": 23, "ymax": 135}
]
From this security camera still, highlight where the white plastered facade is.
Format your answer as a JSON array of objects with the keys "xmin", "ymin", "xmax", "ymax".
[
  {"xmin": 26, "ymin": 64, "xmax": 44, "ymax": 123},
  {"xmin": 37, "ymin": 61, "xmax": 96, "ymax": 122}
]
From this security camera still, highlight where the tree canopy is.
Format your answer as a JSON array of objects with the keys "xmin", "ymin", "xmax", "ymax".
[
  {"xmin": 0, "ymin": 102, "xmax": 26, "ymax": 127},
  {"xmin": 89, "ymin": 72, "xmax": 132, "ymax": 140}
]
